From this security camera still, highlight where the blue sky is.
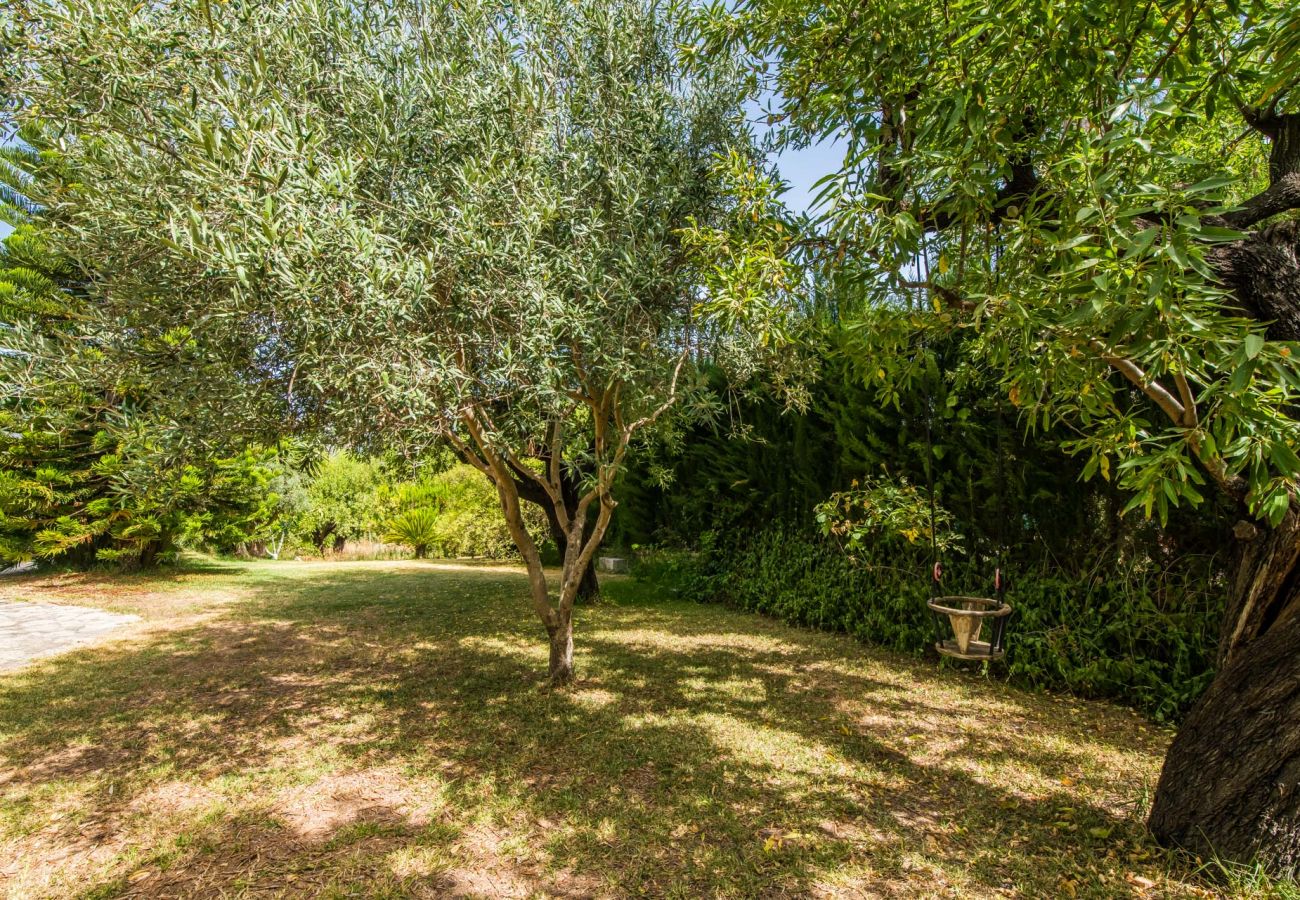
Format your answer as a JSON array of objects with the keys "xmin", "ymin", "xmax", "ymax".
[{"xmin": 771, "ymin": 138, "xmax": 843, "ymax": 217}]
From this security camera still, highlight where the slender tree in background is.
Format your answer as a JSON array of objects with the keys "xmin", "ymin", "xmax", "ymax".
[
  {"xmin": 3, "ymin": 0, "xmax": 756, "ymax": 683},
  {"xmin": 700, "ymin": 0, "xmax": 1300, "ymax": 870}
]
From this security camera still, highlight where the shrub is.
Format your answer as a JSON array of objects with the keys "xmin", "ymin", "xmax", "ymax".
[
  {"xmin": 423, "ymin": 464, "xmax": 549, "ymax": 559},
  {"xmin": 385, "ymin": 507, "xmax": 440, "ymax": 558},
  {"xmin": 295, "ymin": 451, "xmax": 384, "ymax": 553}
]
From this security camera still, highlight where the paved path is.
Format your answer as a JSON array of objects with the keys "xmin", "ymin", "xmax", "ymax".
[{"xmin": 0, "ymin": 602, "xmax": 139, "ymax": 672}]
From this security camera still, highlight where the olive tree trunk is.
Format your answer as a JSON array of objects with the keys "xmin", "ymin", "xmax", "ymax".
[
  {"xmin": 547, "ymin": 614, "xmax": 575, "ymax": 684},
  {"xmin": 453, "ymin": 412, "xmax": 621, "ymax": 688}
]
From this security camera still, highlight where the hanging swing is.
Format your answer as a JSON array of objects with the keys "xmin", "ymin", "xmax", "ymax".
[
  {"xmin": 927, "ymin": 562, "xmax": 1012, "ymax": 661},
  {"xmin": 922, "ymin": 387, "xmax": 1013, "ymax": 662}
]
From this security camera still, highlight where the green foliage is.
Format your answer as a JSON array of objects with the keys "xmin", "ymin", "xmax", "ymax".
[
  {"xmin": 418, "ymin": 464, "xmax": 549, "ymax": 560},
  {"xmin": 617, "ymin": 322, "xmax": 1232, "ymax": 718},
  {"xmin": 278, "ymin": 457, "xmax": 546, "ymax": 560},
  {"xmin": 384, "ymin": 507, "xmax": 440, "ymax": 559},
  {"xmin": 815, "ymin": 476, "xmax": 962, "ymax": 556},
  {"xmin": 182, "ymin": 447, "xmax": 285, "ymax": 554},
  {"xmin": 295, "ymin": 451, "xmax": 384, "ymax": 553},
  {"xmin": 5, "ymin": 0, "xmax": 757, "ymax": 502},
  {"xmin": 699, "ymin": 0, "xmax": 1300, "ymax": 527},
  {"xmin": 0, "ymin": 128, "xmax": 285, "ymax": 568},
  {"xmin": 0, "ymin": 420, "xmax": 284, "ymax": 568}
]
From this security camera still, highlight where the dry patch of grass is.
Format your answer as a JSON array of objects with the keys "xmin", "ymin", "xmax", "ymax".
[{"xmin": 0, "ymin": 559, "xmax": 1292, "ymax": 898}]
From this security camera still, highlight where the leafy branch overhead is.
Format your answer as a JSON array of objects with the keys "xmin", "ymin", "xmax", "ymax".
[{"xmin": 699, "ymin": 0, "xmax": 1300, "ymax": 529}]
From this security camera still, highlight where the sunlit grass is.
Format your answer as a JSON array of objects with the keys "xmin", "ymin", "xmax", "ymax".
[{"xmin": 0, "ymin": 558, "xmax": 1293, "ymax": 897}]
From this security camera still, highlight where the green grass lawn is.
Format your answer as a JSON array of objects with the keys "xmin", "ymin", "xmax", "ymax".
[{"xmin": 0, "ymin": 559, "xmax": 1289, "ymax": 898}]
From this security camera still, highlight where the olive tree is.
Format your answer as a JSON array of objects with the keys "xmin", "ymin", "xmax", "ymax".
[
  {"xmin": 702, "ymin": 0, "xmax": 1300, "ymax": 871},
  {"xmin": 3, "ymin": 0, "xmax": 755, "ymax": 683}
]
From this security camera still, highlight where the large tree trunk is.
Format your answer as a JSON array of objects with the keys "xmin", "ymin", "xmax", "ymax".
[{"xmin": 1149, "ymin": 511, "xmax": 1300, "ymax": 870}]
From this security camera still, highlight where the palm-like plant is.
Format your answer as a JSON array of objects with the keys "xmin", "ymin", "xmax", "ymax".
[{"xmin": 384, "ymin": 507, "xmax": 440, "ymax": 559}]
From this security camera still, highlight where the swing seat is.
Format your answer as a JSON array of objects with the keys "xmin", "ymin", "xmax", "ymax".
[{"xmin": 927, "ymin": 595, "xmax": 1012, "ymax": 661}]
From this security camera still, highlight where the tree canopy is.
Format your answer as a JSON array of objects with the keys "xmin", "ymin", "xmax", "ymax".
[
  {"xmin": 4, "ymin": 0, "xmax": 759, "ymax": 681},
  {"xmin": 705, "ymin": 0, "xmax": 1300, "ymax": 526}
]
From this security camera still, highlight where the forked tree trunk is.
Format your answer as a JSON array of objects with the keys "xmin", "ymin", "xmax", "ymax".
[
  {"xmin": 1148, "ymin": 511, "xmax": 1300, "ymax": 870},
  {"xmin": 509, "ymin": 459, "xmax": 602, "ymax": 604},
  {"xmin": 455, "ymin": 420, "xmax": 615, "ymax": 689}
]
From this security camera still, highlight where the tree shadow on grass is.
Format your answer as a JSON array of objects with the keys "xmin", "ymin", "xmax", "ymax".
[{"xmin": 0, "ymin": 562, "xmax": 1208, "ymax": 898}]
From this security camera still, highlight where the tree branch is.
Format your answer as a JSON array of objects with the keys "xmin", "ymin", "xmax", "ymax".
[
  {"xmin": 1090, "ymin": 341, "xmax": 1187, "ymax": 426},
  {"xmin": 1173, "ymin": 371, "xmax": 1198, "ymax": 427},
  {"xmin": 461, "ymin": 410, "xmax": 557, "ymax": 626},
  {"xmin": 444, "ymin": 428, "xmax": 491, "ymax": 476},
  {"xmin": 1219, "ymin": 172, "xmax": 1300, "ymax": 229}
]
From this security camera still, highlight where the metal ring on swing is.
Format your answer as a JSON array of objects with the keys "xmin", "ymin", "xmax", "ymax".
[{"xmin": 927, "ymin": 595, "xmax": 1012, "ymax": 661}]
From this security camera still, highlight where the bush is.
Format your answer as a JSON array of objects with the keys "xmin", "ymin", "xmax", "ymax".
[
  {"xmin": 421, "ymin": 464, "xmax": 549, "ymax": 559},
  {"xmin": 295, "ymin": 451, "xmax": 384, "ymax": 553},
  {"xmin": 385, "ymin": 507, "xmax": 440, "ymax": 558}
]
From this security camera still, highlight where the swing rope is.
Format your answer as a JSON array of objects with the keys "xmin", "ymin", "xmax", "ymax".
[
  {"xmin": 993, "ymin": 402, "xmax": 1008, "ymax": 600},
  {"xmin": 921, "ymin": 341, "xmax": 1013, "ymax": 661},
  {"xmin": 924, "ymin": 372, "xmax": 941, "ymax": 598},
  {"xmin": 917, "ymin": 234, "xmax": 1012, "ymax": 661}
]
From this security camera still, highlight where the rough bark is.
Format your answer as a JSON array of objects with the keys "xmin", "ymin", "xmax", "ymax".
[
  {"xmin": 1218, "ymin": 512, "xmax": 1300, "ymax": 667},
  {"xmin": 454, "ymin": 411, "xmax": 612, "ymax": 688},
  {"xmin": 1148, "ymin": 553, "xmax": 1300, "ymax": 872},
  {"xmin": 547, "ymin": 614, "xmax": 575, "ymax": 686},
  {"xmin": 1148, "ymin": 506, "xmax": 1300, "ymax": 870},
  {"xmin": 1212, "ymin": 219, "xmax": 1300, "ymax": 342},
  {"xmin": 874, "ymin": 82, "xmax": 1300, "ymax": 877}
]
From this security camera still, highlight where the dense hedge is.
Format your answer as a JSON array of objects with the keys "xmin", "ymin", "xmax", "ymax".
[
  {"xmin": 643, "ymin": 526, "xmax": 1223, "ymax": 721},
  {"xmin": 615, "ymin": 327, "xmax": 1232, "ymax": 721}
]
